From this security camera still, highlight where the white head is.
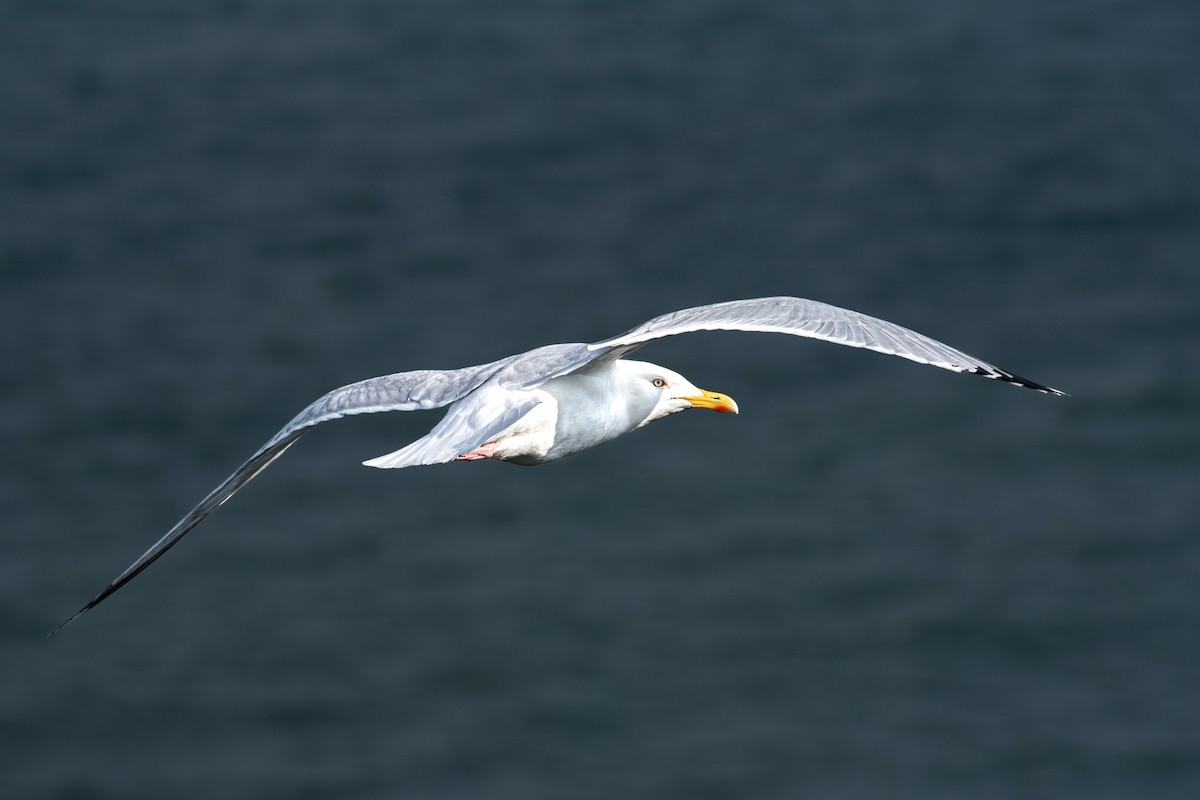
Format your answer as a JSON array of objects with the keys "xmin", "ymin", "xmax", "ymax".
[{"xmin": 614, "ymin": 359, "xmax": 739, "ymax": 427}]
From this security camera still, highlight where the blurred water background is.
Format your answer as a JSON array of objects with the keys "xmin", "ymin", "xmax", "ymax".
[{"xmin": 2, "ymin": 1, "xmax": 1198, "ymax": 798}]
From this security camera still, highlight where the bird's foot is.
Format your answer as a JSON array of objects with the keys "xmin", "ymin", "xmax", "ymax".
[{"xmin": 455, "ymin": 441, "xmax": 499, "ymax": 461}]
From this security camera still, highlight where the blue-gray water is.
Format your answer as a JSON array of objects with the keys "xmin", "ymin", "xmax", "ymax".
[{"xmin": 3, "ymin": 2, "xmax": 1198, "ymax": 798}]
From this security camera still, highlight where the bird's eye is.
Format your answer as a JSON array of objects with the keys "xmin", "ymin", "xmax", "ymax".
[{"xmin": 651, "ymin": 377, "xmax": 667, "ymax": 388}]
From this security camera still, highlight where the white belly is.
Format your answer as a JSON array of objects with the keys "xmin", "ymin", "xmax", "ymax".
[{"xmin": 488, "ymin": 391, "xmax": 560, "ymax": 464}]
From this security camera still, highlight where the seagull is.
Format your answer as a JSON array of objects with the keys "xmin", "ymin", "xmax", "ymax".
[{"xmin": 52, "ymin": 296, "xmax": 1063, "ymax": 634}]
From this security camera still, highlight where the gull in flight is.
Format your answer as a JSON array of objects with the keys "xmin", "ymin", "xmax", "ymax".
[{"xmin": 53, "ymin": 296, "xmax": 1063, "ymax": 634}]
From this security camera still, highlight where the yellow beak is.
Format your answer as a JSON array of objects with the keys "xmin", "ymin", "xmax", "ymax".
[{"xmin": 684, "ymin": 389, "xmax": 739, "ymax": 414}]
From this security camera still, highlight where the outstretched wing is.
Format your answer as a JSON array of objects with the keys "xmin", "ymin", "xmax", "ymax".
[
  {"xmin": 51, "ymin": 357, "xmax": 515, "ymax": 635},
  {"xmin": 588, "ymin": 296, "xmax": 1065, "ymax": 395},
  {"xmin": 55, "ymin": 297, "xmax": 1063, "ymax": 634}
]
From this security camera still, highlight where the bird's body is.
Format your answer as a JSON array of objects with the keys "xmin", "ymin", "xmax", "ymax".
[
  {"xmin": 367, "ymin": 357, "xmax": 735, "ymax": 468},
  {"xmin": 53, "ymin": 296, "xmax": 1063, "ymax": 634}
]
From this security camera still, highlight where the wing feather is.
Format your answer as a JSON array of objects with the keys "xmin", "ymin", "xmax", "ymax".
[
  {"xmin": 588, "ymin": 296, "xmax": 1065, "ymax": 394},
  {"xmin": 51, "ymin": 357, "xmax": 514, "ymax": 634}
]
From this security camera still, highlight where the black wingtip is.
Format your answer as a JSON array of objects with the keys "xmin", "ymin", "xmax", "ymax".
[
  {"xmin": 968, "ymin": 366, "xmax": 1067, "ymax": 397},
  {"xmin": 48, "ymin": 592, "xmax": 107, "ymax": 638},
  {"xmin": 48, "ymin": 609, "xmax": 84, "ymax": 639}
]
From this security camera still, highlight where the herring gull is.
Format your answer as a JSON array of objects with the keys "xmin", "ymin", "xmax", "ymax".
[{"xmin": 53, "ymin": 296, "xmax": 1063, "ymax": 634}]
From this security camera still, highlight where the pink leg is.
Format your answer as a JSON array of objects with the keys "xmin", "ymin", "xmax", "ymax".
[{"xmin": 455, "ymin": 441, "xmax": 499, "ymax": 461}]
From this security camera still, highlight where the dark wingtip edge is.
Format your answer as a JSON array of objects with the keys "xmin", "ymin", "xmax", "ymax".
[
  {"xmin": 48, "ymin": 609, "xmax": 84, "ymax": 639},
  {"xmin": 48, "ymin": 591, "xmax": 109, "ymax": 638},
  {"xmin": 968, "ymin": 366, "xmax": 1068, "ymax": 397}
]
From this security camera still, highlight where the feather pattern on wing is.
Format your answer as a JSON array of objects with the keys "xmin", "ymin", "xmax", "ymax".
[
  {"xmin": 264, "ymin": 356, "xmax": 519, "ymax": 448},
  {"xmin": 588, "ymin": 296, "xmax": 1064, "ymax": 394}
]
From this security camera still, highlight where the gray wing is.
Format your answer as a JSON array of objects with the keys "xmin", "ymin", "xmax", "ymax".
[
  {"xmin": 51, "ymin": 357, "xmax": 515, "ymax": 635},
  {"xmin": 588, "ymin": 296, "xmax": 1065, "ymax": 395},
  {"xmin": 361, "ymin": 393, "xmax": 543, "ymax": 469}
]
